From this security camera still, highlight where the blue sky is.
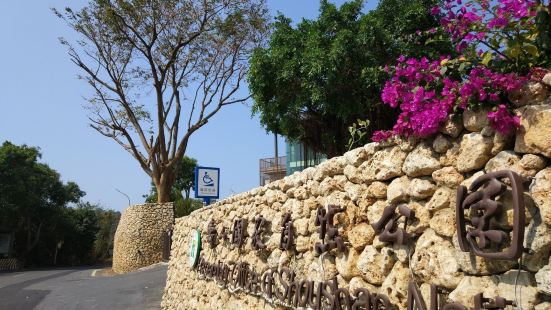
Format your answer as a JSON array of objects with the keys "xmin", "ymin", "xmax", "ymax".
[{"xmin": 0, "ymin": 0, "xmax": 378, "ymax": 211}]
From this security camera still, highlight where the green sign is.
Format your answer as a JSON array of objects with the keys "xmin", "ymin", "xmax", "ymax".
[{"xmin": 188, "ymin": 229, "xmax": 201, "ymax": 267}]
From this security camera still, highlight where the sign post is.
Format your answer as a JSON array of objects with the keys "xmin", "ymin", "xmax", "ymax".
[{"xmin": 194, "ymin": 166, "xmax": 220, "ymax": 206}]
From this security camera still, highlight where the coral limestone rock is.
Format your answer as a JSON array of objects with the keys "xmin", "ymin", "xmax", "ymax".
[
  {"xmin": 361, "ymin": 146, "xmax": 407, "ymax": 182},
  {"xmin": 410, "ymin": 229, "xmax": 462, "ymax": 289},
  {"xmin": 515, "ymin": 104, "xmax": 551, "ymax": 158},
  {"xmin": 408, "ymin": 178, "xmax": 437, "ymax": 200},
  {"xmin": 402, "ymin": 143, "xmax": 441, "ymax": 177},
  {"xmin": 532, "ymin": 168, "xmax": 551, "ymax": 226},
  {"xmin": 456, "ymin": 133, "xmax": 493, "ymax": 172},
  {"xmin": 386, "ymin": 176, "xmax": 411, "ymax": 204},
  {"xmin": 463, "ymin": 108, "xmax": 490, "ymax": 132}
]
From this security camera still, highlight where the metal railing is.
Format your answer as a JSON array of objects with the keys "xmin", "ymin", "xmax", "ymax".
[{"xmin": 259, "ymin": 156, "xmax": 286, "ymax": 185}]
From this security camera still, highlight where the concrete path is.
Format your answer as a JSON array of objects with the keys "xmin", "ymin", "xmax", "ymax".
[{"xmin": 0, "ymin": 264, "xmax": 167, "ymax": 310}]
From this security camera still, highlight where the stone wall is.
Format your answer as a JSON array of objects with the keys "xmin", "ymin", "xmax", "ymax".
[
  {"xmin": 112, "ymin": 203, "xmax": 174, "ymax": 274},
  {"xmin": 162, "ymin": 80, "xmax": 551, "ymax": 309}
]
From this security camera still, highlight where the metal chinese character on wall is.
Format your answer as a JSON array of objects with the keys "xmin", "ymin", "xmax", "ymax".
[
  {"xmin": 406, "ymin": 281, "xmax": 515, "ymax": 310},
  {"xmin": 472, "ymin": 293, "xmax": 515, "ymax": 310},
  {"xmin": 279, "ymin": 212, "xmax": 294, "ymax": 251},
  {"xmin": 220, "ymin": 227, "xmax": 229, "ymax": 243},
  {"xmin": 456, "ymin": 170, "xmax": 525, "ymax": 260},
  {"xmin": 371, "ymin": 204, "xmax": 415, "ymax": 245},
  {"xmin": 207, "ymin": 221, "xmax": 218, "ymax": 249},
  {"xmin": 314, "ymin": 205, "xmax": 345, "ymax": 256},
  {"xmin": 251, "ymin": 215, "xmax": 267, "ymax": 250},
  {"xmin": 407, "ymin": 282, "xmax": 467, "ymax": 310},
  {"xmin": 231, "ymin": 218, "xmax": 247, "ymax": 249}
]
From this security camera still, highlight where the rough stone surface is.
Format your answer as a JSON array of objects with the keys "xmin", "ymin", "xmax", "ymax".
[
  {"xmin": 380, "ymin": 262, "xmax": 411, "ymax": 309},
  {"xmin": 515, "ymin": 154, "xmax": 548, "ymax": 178},
  {"xmin": 440, "ymin": 140, "xmax": 461, "ymax": 167},
  {"xmin": 523, "ymin": 217, "xmax": 551, "ymax": 272},
  {"xmin": 516, "ymin": 104, "xmax": 551, "ymax": 158},
  {"xmin": 357, "ymin": 246, "xmax": 396, "ymax": 285},
  {"xmin": 408, "ymin": 179, "xmax": 436, "ymax": 200},
  {"xmin": 349, "ymin": 276, "xmax": 378, "ymax": 294},
  {"xmin": 387, "ymin": 176, "xmax": 410, "ymax": 204},
  {"xmin": 162, "ymin": 91, "xmax": 550, "ymax": 309},
  {"xmin": 510, "ymin": 82, "xmax": 548, "ymax": 106},
  {"xmin": 432, "ymin": 166, "xmax": 464, "ymax": 187},
  {"xmin": 366, "ymin": 181, "xmax": 388, "ymax": 199},
  {"xmin": 347, "ymin": 222, "xmax": 375, "ymax": 251},
  {"xmin": 433, "ymin": 134, "xmax": 452, "ymax": 153},
  {"xmin": 113, "ymin": 203, "xmax": 173, "ymax": 274},
  {"xmin": 544, "ymin": 73, "xmax": 551, "ymax": 87},
  {"xmin": 535, "ymin": 302, "xmax": 551, "ymax": 310},
  {"xmin": 532, "ymin": 168, "xmax": 551, "ymax": 226},
  {"xmin": 491, "ymin": 131, "xmax": 514, "ymax": 156},
  {"xmin": 485, "ymin": 150, "xmax": 521, "ymax": 173},
  {"xmin": 449, "ymin": 276, "xmax": 499, "ymax": 307},
  {"xmin": 402, "ymin": 143, "xmax": 441, "ymax": 177},
  {"xmin": 457, "ymin": 132, "xmax": 494, "ymax": 172},
  {"xmin": 361, "ymin": 146, "xmax": 407, "ymax": 182},
  {"xmin": 536, "ymin": 264, "xmax": 551, "ymax": 295},
  {"xmin": 344, "ymin": 147, "xmax": 369, "ymax": 167},
  {"xmin": 410, "ymin": 229, "xmax": 462, "ymax": 289},
  {"xmin": 452, "ymin": 233, "xmax": 516, "ymax": 276},
  {"xmin": 426, "ymin": 187, "xmax": 452, "ymax": 212},
  {"xmin": 463, "ymin": 108, "xmax": 490, "ymax": 132},
  {"xmin": 440, "ymin": 115, "xmax": 464, "ymax": 138},
  {"xmin": 336, "ymin": 249, "xmax": 361, "ymax": 280},
  {"xmin": 497, "ymin": 270, "xmax": 539, "ymax": 310},
  {"xmin": 406, "ymin": 201, "xmax": 430, "ymax": 235},
  {"xmin": 429, "ymin": 208, "xmax": 455, "ymax": 237}
]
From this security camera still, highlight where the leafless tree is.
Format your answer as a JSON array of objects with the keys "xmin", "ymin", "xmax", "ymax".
[{"xmin": 54, "ymin": 0, "xmax": 269, "ymax": 202}]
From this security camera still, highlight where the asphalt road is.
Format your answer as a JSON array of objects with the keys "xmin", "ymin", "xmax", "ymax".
[{"xmin": 0, "ymin": 264, "xmax": 167, "ymax": 310}]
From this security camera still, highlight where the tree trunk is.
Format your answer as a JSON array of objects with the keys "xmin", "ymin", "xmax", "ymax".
[
  {"xmin": 25, "ymin": 220, "xmax": 42, "ymax": 254},
  {"xmin": 155, "ymin": 170, "xmax": 175, "ymax": 203}
]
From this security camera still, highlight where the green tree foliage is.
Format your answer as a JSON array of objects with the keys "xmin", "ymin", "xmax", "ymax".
[
  {"xmin": 93, "ymin": 208, "xmax": 120, "ymax": 262},
  {"xmin": 248, "ymin": 0, "xmax": 453, "ymax": 157},
  {"xmin": 143, "ymin": 156, "xmax": 203, "ymax": 217},
  {"xmin": 54, "ymin": 203, "xmax": 99, "ymax": 265},
  {"xmin": 54, "ymin": 203, "xmax": 120, "ymax": 265},
  {"xmin": 172, "ymin": 156, "xmax": 197, "ymax": 200},
  {"xmin": 0, "ymin": 141, "xmax": 84, "ymax": 263},
  {"xmin": 173, "ymin": 199, "xmax": 204, "ymax": 218},
  {"xmin": 0, "ymin": 141, "xmax": 119, "ymax": 266}
]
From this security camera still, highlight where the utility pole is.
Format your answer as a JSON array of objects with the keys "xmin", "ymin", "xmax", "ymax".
[{"xmin": 274, "ymin": 132, "xmax": 278, "ymax": 173}]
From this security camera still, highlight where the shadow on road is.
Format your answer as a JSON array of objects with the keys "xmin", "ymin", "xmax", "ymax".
[{"xmin": 0, "ymin": 270, "xmax": 76, "ymax": 310}]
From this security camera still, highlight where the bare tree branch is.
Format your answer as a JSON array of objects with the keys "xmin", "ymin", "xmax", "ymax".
[{"xmin": 55, "ymin": 0, "xmax": 269, "ymax": 202}]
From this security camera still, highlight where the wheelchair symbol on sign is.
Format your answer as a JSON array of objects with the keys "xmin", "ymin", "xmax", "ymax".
[{"xmin": 202, "ymin": 172, "xmax": 214, "ymax": 187}]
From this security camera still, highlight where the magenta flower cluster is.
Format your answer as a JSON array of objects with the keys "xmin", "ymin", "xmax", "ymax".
[
  {"xmin": 373, "ymin": 56, "xmax": 526, "ymax": 141},
  {"xmin": 371, "ymin": 130, "xmax": 394, "ymax": 143},
  {"xmin": 433, "ymin": 0, "xmax": 539, "ymax": 52},
  {"xmin": 487, "ymin": 104, "xmax": 521, "ymax": 135},
  {"xmin": 379, "ymin": 57, "xmax": 458, "ymax": 138}
]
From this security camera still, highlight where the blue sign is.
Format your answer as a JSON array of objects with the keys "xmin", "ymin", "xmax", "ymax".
[{"xmin": 194, "ymin": 167, "xmax": 220, "ymax": 202}]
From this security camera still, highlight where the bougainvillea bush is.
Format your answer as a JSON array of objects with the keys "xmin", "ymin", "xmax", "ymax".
[
  {"xmin": 434, "ymin": 0, "xmax": 550, "ymax": 72},
  {"xmin": 372, "ymin": 0, "xmax": 550, "ymax": 142}
]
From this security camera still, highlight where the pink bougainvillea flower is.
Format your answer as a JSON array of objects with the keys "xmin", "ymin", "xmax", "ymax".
[
  {"xmin": 372, "ymin": 130, "xmax": 394, "ymax": 142},
  {"xmin": 375, "ymin": 56, "xmax": 526, "ymax": 141},
  {"xmin": 487, "ymin": 104, "xmax": 521, "ymax": 135}
]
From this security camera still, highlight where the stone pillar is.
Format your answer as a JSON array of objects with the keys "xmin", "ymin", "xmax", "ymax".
[{"xmin": 112, "ymin": 203, "xmax": 174, "ymax": 274}]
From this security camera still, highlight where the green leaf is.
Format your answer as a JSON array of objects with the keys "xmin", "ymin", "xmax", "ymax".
[
  {"xmin": 524, "ymin": 43, "xmax": 539, "ymax": 57},
  {"xmin": 481, "ymin": 52, "xmax": 492, "ymax": 66}
]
